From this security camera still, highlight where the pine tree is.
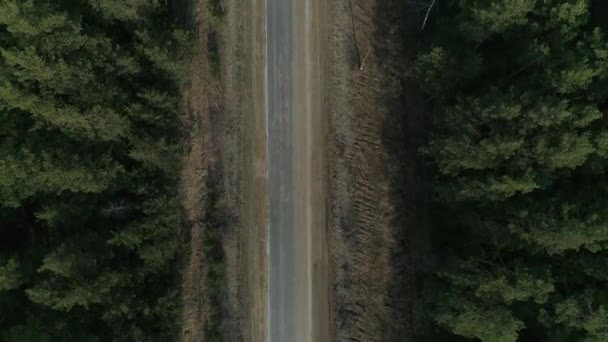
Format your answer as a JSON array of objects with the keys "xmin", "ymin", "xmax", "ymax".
[
  {"xmin": 0, "ymin": 0, "xmax": 188, "ymax": 339},
  {"xmin": 416, "ymin": 0, "xmax": 608, "ymax": 340}
]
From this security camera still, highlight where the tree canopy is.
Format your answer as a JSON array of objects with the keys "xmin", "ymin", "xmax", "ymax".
[
  {"xmin": 0, "ymin": 1, "xmax": 189, "ymax": 340},
  {"xmin": 416, "ymin": 0, "xmax": 608, "ymax": 340}
]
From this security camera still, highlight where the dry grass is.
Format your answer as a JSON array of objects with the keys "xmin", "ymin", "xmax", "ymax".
[
  {"xmin": 211, "ymin": 0, "xmax": 251, "ymax": 339},
  {"xmin": 180, "ymin": 0, "xmax": 267, "ymax": 339},
  {"xmin": 327, "ymin": 1, "xmax": 395, "ymax": 337},
  {"xmin": 179, "ymin": 0, "xmax": 221, "ymax": 340},
  {"xmin": 327, "ymin": 0, "xmax": 430, "ymax": 340},
  {"xmin": 203, "ymin": 0, "xmax": 269, "ymax": 340}
]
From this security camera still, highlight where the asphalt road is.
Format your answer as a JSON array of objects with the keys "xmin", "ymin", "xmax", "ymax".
[
  {"xmin": 267, "ymin": 0, "xmax": 296, "ymax": 339},
  {"xmin": 266, "ymin": 0, "xmax": 329, "ymax": 340}
]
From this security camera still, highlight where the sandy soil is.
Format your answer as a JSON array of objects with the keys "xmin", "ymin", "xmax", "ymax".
[
  {"xmin": 292, "ymin": 0, "xmax": 330, "ymax": 340},
  {"xmin": 234, "ymin": 0, "xmax": 268, "ymax": 340},
  {"xmin": 185, "ymin": 0, "xmax": 271, "ymax": 339},
  {"xmin": 296, "ymin": 0, "xmax": 331, "ymax": 338},
  {"xmin": 180, "ymin": 0, "xmax": 268, "ymax": 339}
]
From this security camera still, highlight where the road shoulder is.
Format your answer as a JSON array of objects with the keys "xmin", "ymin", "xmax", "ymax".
[{"xmin": 237, "ymin": 0, "xmax": 269, "ymax": 340}]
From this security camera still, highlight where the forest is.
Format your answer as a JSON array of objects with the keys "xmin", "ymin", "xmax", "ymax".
[
  {"xmin": 0, "ymin": 0, "xmax": 189, "ymax": 341},
  {"xmin": 416, "ymin": 0, "xmax": 608, "ymax": 341}
]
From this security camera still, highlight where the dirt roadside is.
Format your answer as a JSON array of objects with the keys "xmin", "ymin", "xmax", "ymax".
[
  {"xmin": 301, "ymin": 0, "xmax": 331, "ymax": 338},
  {"xmin": 180, "ymin": 0, "xmax": 269, "ymax": 338},
  {"xmin": 292, "ymin": 0, "xmax": 330, "ymax": 339},
  {"xmin": 179, "ymin": 0, "xmax": 216, "ymax": 340},
  {"xmin": 327, "ymin": 0, "xmax": 392, "ymax": 338},
  {"xmin": 224, "ymin": 0, "xmax": 268, "ymax": 340},
  {"xmin": 327, "ymin": 0, "xmax": 430, "ymax": 340},
  {"xmin": 179, "ymin": 0, "xmax": 250, "ymax": 339}
]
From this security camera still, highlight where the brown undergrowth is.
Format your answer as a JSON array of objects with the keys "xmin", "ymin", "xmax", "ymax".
[
  {"xmin": 327, "ymin": 0, "xmax": 431, "ymax": 340},
  {"xmin": 178, "ymin": 0, "xmax": 226, "ymax": 340}
]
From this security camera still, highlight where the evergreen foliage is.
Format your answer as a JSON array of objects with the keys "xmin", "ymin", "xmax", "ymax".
[
  {"xmin": 0, "ymin": 0, "xmax": 189, "ymax": 340},
  {"xmin": 416, "ymin": 0, "xmax": 608, "ymax": 340}
]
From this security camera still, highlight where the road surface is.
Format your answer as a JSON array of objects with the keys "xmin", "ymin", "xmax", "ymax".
[{"xmin": 266, "ymin": 0, "xmax": 330, "ymax": 340}]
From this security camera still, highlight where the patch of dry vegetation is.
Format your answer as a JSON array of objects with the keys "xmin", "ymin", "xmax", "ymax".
[
  {"xmin": 327, "ymin": 0, "xmax": 430, "ymax": 340},
  {"xmin": 180, "ymin": 0, "xmax": 253, "ymax": 339},
  {"xmin": 179, "ymin": 0, "xmax": 221, "ymax": 340}
]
